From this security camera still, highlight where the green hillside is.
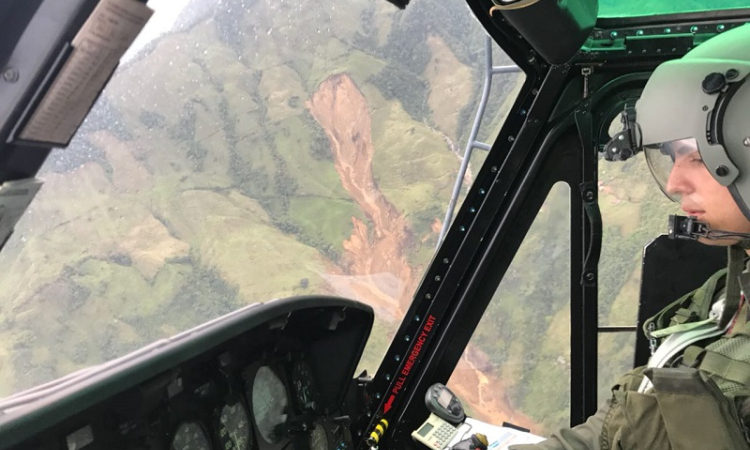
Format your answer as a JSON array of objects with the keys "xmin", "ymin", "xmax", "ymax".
[{"xmin": 0, "ymin": 0, "xmax": 485, "ymax": 398}]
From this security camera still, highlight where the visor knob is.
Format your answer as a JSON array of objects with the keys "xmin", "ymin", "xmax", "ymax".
[
  {"xmin": 702, "ymin": 72, "xmax": 726, "ymax": 94},
  {"xmin": 716, "ymin": 165, "xmax": 730, "ymax": 177}
]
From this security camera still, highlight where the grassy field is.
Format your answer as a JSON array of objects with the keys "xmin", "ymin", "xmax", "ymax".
[{"xmin": 423, "ymin": 34, "xmax": 474, "ymax": 140}]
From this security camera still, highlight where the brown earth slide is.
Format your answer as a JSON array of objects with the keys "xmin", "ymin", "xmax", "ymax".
[{"xmin": 308, "ymin": 74, "xmax": 536, "ymax": 431}]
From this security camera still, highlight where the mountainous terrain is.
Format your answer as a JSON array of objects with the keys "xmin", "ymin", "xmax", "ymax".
[{"xmin": 0, "ymin": 0, "xmax": 673, "ymax": 435}]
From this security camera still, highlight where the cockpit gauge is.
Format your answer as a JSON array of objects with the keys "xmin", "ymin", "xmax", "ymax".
[
  {"xmin": 171, "ymin": 421, "xmax": 212, "ymax": 450},
  {"xmin": 250, "ymin": 366, "xmax": 289, "ymax": 444},
  {"xmin": 309, "ymin": 421, "xmax": 329, "ymax": 450},
  {"xmin": 292, "ymin": 360, "xmax": 317, "ymax": 411},
  {"xmin": 216, "ymin": 394, "xmax": 253, "ymax": 450}
]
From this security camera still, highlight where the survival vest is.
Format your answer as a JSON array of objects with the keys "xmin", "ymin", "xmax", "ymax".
[{"xmin": 600, "ymin": 267, "xmax": 750, "ymax": 450}]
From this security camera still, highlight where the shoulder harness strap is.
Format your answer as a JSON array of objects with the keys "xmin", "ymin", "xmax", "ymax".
[
  {"xmin": 722, "ymin": 245, "xmax": 746, "ymax": 328},
  {"xmin": 683, "ymin": 343, "xmax": 750, "ymax": 388},
  {"xmin": 643, "ymin": 267, "xmax": 727, "ymax": 341}
]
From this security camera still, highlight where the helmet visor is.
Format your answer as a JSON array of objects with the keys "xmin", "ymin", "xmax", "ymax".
[{"xmin": 644, "ymin": 137, "xmax": 701, "ymax": 203}]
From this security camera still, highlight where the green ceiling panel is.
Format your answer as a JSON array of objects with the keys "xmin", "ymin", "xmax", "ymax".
[{"xmin": 599, "ymin": 0, "xmax": 750, "ymax": 18}]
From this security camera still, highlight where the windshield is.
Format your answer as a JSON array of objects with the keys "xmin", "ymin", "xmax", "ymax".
[
  {"xmin": 599, "ymin": 0, "xmax": 750, "ymax": 18},
  {"xmin": 0, "ymin": 0, "xmax": 522, "ymax": 397}
]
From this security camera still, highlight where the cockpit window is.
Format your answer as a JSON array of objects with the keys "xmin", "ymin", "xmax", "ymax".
[
  {"xmin": 598, "ymin": 0, "xmax": 750, "ymax": 18},
  {"xmin": 0, "ymin": 0, "xmax": 523, "ymax": 397},
  {"xmin": 596, "ymin": 149, "xmax": 675, "ymax": 402},
  {"xmin": 447, "ymin": 183, "xmax": 571, "ymax": 434}
]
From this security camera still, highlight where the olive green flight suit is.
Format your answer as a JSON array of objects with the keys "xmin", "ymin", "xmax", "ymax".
[{"xmin": 510, "ymin": 268, "xmax": 750, "ymax": 450}]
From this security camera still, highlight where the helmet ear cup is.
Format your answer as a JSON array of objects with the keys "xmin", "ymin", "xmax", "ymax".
[
  {"xmin": 715, "ymin": 75, "xmax": 748, "ymax": 148},
  {"xmin": 722, "ymin": 78, "xmax": 750, "ymax": 220}
]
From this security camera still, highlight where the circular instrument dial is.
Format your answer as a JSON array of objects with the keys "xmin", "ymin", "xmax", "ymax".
[
  {"xmin": 218, "ymin": 397, "xmax": 252, "ymax": 450},
  {"xmin": 250, "ymin": 366, "xmax": 289, "ymax": 444},
  {"xmin": 171, "ymin": 421, "xmax": 211, "ymax": 450}
]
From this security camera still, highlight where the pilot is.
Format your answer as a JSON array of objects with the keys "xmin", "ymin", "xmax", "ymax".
[{"xmin": 511, "ymin": 23, "xmax": 750, "ymax": 450}]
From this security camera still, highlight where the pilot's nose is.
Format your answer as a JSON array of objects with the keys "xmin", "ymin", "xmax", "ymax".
[{"xmin": 665, "ymin": 160, "xmax": 692, "ymax": 198}]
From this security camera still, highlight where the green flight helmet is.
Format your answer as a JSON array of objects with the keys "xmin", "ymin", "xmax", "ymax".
[{"xmin": 635, "ymin": 24, "xmax": 750, "ymax": 218}]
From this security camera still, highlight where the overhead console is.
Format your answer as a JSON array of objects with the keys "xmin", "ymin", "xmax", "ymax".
[
  {"xmin": 0, "ymin": 296, "xmax": 373, "ymax": 450},
  {"xmin": 488, "ymin": 0, "xmax": 599, "ymax": 64}
]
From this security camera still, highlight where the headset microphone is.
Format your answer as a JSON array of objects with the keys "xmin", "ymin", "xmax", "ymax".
[{"xmin": 669, "ymin": 215, "xmax": 750, "ymax": 241}]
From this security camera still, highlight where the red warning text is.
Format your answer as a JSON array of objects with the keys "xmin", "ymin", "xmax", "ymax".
[{"xmin": 390, "ymin": 314, "xmax": 436, "ymax": 399}]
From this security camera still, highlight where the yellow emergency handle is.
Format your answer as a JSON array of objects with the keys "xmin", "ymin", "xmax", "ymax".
[{"xmin": 367, "ymin": 418, "xmax": 390, "ymax": 444}]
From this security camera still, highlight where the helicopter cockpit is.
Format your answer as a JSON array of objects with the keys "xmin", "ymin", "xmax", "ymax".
[{"xmin": 0, "ymin": 0, "xmax": 748, "ymax": 449}]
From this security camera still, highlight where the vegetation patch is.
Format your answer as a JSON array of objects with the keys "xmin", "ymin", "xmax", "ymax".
[
  {"xmin": 288, "ymin": 196, "xmax": 363, "ymax": 261},
  {"xmin": 423, "ymin": 34, "xmax": 474, "ymax": 139}
]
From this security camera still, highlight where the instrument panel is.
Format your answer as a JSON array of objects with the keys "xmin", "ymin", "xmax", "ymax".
[
  {"xmin": 0, "ymin": 297, "xmax": 373, "ymax": 450},
  {"xmin": 159, "ymin": 356, "xmax": 348, "ymax": 450}
]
